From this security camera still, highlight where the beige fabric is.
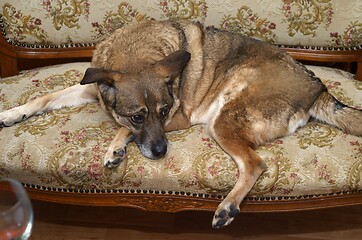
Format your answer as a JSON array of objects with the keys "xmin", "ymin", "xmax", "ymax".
[
  {"xmin": 0, "ymin": 63, "xmax": 361, "ymax": 197},
  {"xmin": 1, "ymin": 1, "xmax": 361, "ymax": 47}
]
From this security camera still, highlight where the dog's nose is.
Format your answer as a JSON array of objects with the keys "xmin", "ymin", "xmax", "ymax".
[{"xmin": 151, "ymin": 139, "xmax": 168, "ymax": 159}]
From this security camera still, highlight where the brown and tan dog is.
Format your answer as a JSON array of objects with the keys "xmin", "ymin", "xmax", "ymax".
[{"xmin": 1, "ymin": 20, "xmax": 361, "ymax": 228}]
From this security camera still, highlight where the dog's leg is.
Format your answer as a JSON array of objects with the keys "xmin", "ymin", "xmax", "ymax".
[
  {"xmin": 104, "ymin": 127, "xmax": 133, "ymax": 168},
  {"xmin": 164, "ymin": 111, "xmax": 191, "ymax": 132},
  {"xmin": 209, "ymin": 121, "xmax": 266, "ymax": 228},
  {"xmin": 0, "ymin": 84, "xmax": 98, "ymax": 127}
]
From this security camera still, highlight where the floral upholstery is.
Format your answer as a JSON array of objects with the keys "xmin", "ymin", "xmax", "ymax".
[
  {"xmin": 1, "ymin": 0, "xmax": 361, "ymax": 48},
  {"xmin": 0, "ymin": 63, "xmax": 361, "ymax": 198}
]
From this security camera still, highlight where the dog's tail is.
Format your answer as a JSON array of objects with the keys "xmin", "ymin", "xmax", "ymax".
[{"xmin": 309, "ymin": 91, "xmax": 362, "ymax": 136}]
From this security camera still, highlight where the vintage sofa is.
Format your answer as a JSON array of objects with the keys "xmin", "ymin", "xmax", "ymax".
[{"xmin": 0, "ymin": 1, "xmax": 361, "ymax": 214}]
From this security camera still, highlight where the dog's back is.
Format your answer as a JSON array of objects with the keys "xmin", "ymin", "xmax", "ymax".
[{"xmin": 92, "ymin": 21, "xmax": 184, "ymax": 72}]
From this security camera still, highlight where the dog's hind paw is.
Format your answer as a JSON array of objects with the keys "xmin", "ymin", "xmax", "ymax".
[
  {"xmin": 212, "ymin": 203, "xmax": 240, "ymax": 229},
  {"xmin": 104, "ymin": 147, "xmax": 127, "ymax": 168}
]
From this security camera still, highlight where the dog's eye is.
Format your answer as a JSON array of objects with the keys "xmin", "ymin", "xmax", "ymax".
[
  {"xmin": 131, "ymin": 114, "xmax": 145, "ymax": 124},
  {"xmin": 160, "ymin": 107, "xmax": 169, "ymax": 118}
]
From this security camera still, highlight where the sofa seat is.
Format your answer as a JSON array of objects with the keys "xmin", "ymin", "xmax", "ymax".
[{"xmin": 0, "ymin": 62, "xmax": 361, "ymax": 200}]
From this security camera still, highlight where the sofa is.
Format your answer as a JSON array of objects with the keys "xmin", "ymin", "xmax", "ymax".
[{"xmin": 0, "ymin": 0, "xmax": 361, "ymax": 215}]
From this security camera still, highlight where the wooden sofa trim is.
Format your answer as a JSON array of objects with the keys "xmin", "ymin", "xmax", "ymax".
[
  {"xmin": 1, "ymin": 183, "xmax": 361, "ymax": 213},
  {"xmin": 0, "ymin": 184, "xmax": 358, "ymax": 213},
  {"xmin": 282, "ymin": 47, "xmax": 362, "ymax": 81},
  {"xmin": 0, "ymin": 36, "xmax": 94, "ymax": 77}
]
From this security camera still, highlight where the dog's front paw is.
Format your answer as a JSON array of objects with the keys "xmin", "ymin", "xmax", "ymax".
[
  {"xmin": 104, "ymin": 147, "xmax": 127, "ymax": 168},
  {"xmin": 0, "ymin": 107, "xmax": 28, "ymax": 127},
  {"xmin": 212, "ymin": 202, "xmax": 240, "ymax": 229}
]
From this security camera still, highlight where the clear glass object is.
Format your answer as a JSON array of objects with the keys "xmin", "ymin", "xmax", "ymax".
[{"xmin": 0, "ymin": 179, "xmax": 33, "ymax": 240}]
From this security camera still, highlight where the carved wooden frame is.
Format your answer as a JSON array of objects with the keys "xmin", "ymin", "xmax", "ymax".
[{"xmin": 0, "ymin": 184, "xmax": 356, "ymax": 213}]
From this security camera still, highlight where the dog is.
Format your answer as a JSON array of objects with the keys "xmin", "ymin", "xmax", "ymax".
[{"xmin": 1, "ymin": 20, "xmax": 361, "ymax": 228}]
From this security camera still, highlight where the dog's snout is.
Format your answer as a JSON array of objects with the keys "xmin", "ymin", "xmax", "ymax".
[{"xmin": 151, "ymin": 139, "xmax": 168, "ymax": 159}]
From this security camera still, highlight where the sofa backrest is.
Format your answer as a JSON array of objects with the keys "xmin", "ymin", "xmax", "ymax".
[{"xmin": 1, "ymin": 0, "xmax": 361, "ymax": 49}]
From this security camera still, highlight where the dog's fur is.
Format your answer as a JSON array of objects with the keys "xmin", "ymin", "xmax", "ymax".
[{"xmin": 1, "ymin": 20, "xmax": 362, "ymax": 228}]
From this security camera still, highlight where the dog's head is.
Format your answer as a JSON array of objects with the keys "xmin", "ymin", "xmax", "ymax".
[{"xmin": 80, "ymin": 50, "xmax": 191, "ymax": 159}]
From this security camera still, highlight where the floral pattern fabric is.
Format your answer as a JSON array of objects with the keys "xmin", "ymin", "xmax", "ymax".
[
  {"xmin": 1, "ymin": 0, "xmax": 361, "ymax": 47},
  {"xmin": 0, "ymin": 63, "xmax": 361, "ymax": 198}
]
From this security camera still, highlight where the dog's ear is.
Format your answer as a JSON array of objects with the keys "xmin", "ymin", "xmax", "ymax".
[
  {"xmin": 154, "ymin": 50, "xmax": 191, "ymax": 82},
  {"xmin": 81, "ymin": 68, "xmax": 118, "ymax": 108},
  {"xmin": 80, "ymin": 68, "xmax": 115, "ymax": 85}
]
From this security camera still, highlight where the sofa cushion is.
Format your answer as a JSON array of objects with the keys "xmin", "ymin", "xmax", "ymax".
[{"xmin": 0, "ymin": 63, "xmax": 361, "ymax": 198}]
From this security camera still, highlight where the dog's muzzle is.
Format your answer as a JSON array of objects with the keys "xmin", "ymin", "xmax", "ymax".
[
  {"xmin": 150, "ymin": 138, "xmax": 168, "ymax": 159},
  {"xmin": 138, "ymin": 137, "xmax": 168, "ymax": 160}
]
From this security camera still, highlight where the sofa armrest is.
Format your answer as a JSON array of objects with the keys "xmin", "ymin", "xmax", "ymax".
[
  {"xmin": 283, "ymin": 47, "xmax": 362, "ymax": 81},
  {"xmin": 0, "ymin": 35, "xmax": 94, "ymax": 77}
]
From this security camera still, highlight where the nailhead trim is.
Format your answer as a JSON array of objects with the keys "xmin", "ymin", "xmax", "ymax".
[
  {"xmin": 278, "ymin": 44, "xmax": 362, "ymax": 51},
  {"xmin": 21, "ymin": 182, "xmax": 362, "ymax": 202}
]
